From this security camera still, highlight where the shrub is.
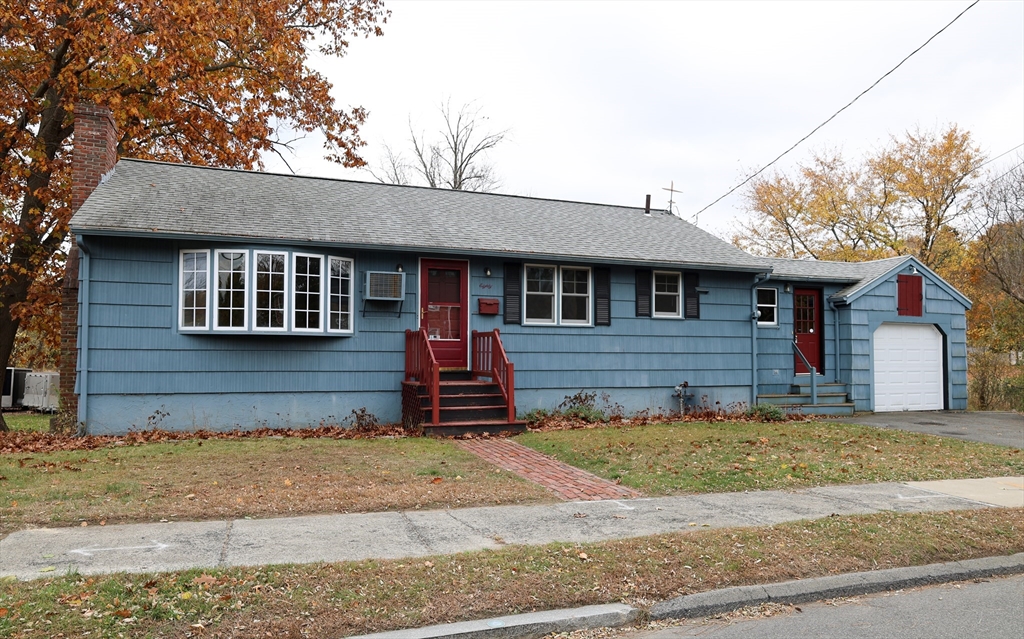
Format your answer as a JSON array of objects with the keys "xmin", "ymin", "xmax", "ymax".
[{"xmin": 746, "ymin": 403, "xmax": 786, "ymax": 422}]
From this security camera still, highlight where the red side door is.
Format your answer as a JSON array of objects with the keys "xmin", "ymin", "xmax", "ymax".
[
  {"xmin": 420, "ymin": 259, "xmax": 469, "ymax": 370},
  {"xmin": 793, "ymin": 288, "xmax": 823, "ymax": 375}
]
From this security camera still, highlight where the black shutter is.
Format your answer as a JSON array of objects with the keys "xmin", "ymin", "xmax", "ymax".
[
  {"xmin": 594, "ymin": 267, "xmax": 611, "ymax": 326},
  {"xmin": 684, "ymin": 273, "xmax": 699, "ymax": 319},
  {"xmin": 635, "ymin": 269, "xmax": 652, "ymax": 317},
  {"xmin": 503, "ymin": 262, "xmax": 522, "ymax": 324}
]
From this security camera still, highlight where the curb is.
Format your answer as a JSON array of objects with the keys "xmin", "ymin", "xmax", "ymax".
[
  {"xmin": 347, "ymin": 554, "xmax": 1024, "ymax": 639},
  {"xmin": 346, "ymin": 604, "xmax": 640, "ymax": 639},
  {"xmin": 650, "ymin": 552, "xmax": 1024, "ymax": 620}
]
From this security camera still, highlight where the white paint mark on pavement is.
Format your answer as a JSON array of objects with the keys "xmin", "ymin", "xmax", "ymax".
[{"xmin": 69, "ymin": 542, "xmax": 171, "ymax": 557}]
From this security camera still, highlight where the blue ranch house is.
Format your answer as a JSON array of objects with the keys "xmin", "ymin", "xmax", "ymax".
[{"xmin": 64, "ymin": 106, "xmax": 971, "ymax": 435}]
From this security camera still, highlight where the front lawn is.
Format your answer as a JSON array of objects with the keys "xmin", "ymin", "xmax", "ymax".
[
  {"xmin": 516, "ymin": 421, "xmax": 1024, "ymax": 494},
  {"xmin": 0, "ymin": 436, "xmax": 553, "ymax": 537}
]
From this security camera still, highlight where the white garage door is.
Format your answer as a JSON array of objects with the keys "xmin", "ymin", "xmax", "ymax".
[{"xmin": 873, "ymin": 323, "xmax": 944, "ymax": 412}]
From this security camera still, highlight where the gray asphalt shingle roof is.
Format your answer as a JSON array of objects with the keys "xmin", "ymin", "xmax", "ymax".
[
  {"xmin": 766, "ymin": 255, "xmax": 913, "ymax": 300},
  {"xmin": 71, "ymin": 159, "xmax": 770, "ymax": 271}
]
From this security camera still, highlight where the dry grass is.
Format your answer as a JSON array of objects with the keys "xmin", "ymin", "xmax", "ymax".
[
  {"xmin": 1, "ymin": 508, "xmax": 1021, "ymax": 638},
  {"xmin": 517, "ymin": 421, "xmax": 1024, "ymax": 494},
  {"xmin": 0, "ymin": 436, "xmax": 553, "ymax": 537}
]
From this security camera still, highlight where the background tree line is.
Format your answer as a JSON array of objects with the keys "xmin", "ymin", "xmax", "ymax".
[{"xmin": 733, "ymin": 125, "xmax": 1024, "ymax": 410}]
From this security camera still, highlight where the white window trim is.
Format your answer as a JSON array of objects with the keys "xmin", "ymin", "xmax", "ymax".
[
  {"xmin": 523, "ymin": 264, "xmax": 558, "ymax": 325},
  {"xmin": 292, "ymin": 252, "xmax": 325, "ymax": 333},
  {"xmin": 523, "ymin": 264, "xmax": 593, "ymax": 327},
  {"xmin": 327, "ymin": 256, "xmax": 355, "ymax": 334},
  {"xmin": 252, "ymin": 250, "xmax": 289, "ymax": 332},
  {"xmin": 560, "ymin": 265, "xmax": 592, "ymax": 326},
  {"xmin": 652, "ymin": 271, "xmax": 682, "ymax": 319},
  {"xmin": 178, "ymin": 249, "xmax": 210, "ymax": 331},
  {"xmin": 213, "ymin": 249, "xmax": 249, "ymax": 331},
  {"xmin": 757, "ymin": 287, "xmax": 778, "ymax": 326}
]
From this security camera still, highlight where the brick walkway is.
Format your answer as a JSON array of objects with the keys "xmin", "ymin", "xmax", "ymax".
[{"xmin": 456, "ymin": 438, "xmax": 642, "ymax": 501}]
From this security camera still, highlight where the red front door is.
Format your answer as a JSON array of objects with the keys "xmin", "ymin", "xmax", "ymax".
[
  {"xmin": 420, "ymin": 259, "xmax": 469, "ymax": 369},
  {"xmin": 794, "ymin": 288, "xmax": 823, "ymax": 375}
]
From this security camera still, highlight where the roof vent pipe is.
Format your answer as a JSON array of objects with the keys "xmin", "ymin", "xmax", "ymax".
[{"xmin": 644, "ymin": 194, "xmax": 651, "ymax": 216}]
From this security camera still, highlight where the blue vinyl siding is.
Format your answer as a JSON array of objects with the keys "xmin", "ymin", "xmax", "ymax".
[
  {"xmin": 78, "ymin": 236, "xmax": 762, "ymax": 432},
  {"xmin": 76, "ymin": 237, "xmax": 969, "ymax": 433}
]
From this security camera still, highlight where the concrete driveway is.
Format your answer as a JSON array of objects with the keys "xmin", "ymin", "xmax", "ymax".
[{"xmin": 832, "ymin": 411, "xmax": 1023, "ymax": 448}]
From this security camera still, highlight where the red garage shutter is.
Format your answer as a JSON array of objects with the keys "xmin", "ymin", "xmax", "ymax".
[{"xmin": 897, "ymin": 274, "xmax": 922, "ymax": 316}]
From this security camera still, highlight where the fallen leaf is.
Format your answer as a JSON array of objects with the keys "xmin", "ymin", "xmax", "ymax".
[
  {"xmin": 192, "ymin": 574, "xmax": 218, "ymax": 586},
  {"xmin": 283, "ymin": 479, "xmax": 292, "ymax": 487},
  {"xmin": 179, "ymin": 591, "xmax": 192, "ymax": 600},
  {"xmin": 573, "ymin": 512, "xmax": 588, "ymax": 519},
  {"xmin": 423, "ymin": 561, "xmax": 434, "ymax": 567},
  {"xmin": 0, "ymin": 607, "xmax": 8, "ymax": 617},
  {"xmin": 578, "ymin": 552, "xmax": 588, "ymax": 560},
  {"xmin": 185, "ymin": 494, "xmax": 196, "ymax": 500},
  {"xmin": 39, "ymin": 566, "xmax": 55, "ymax": 573},
  {"xmin": 114, "ymin": 609, "xmax": 131, "ymax": 618},
  {"xmin": 430, "ymin": 477, "xmax": 443, "ymax": 484},
  {"xmin": 80, "ymin": 521, "xmax": 88, "ymax": 527},
  {"xmin": 747, "ymin": 456, "xmax": 757, "ymax": 462}
]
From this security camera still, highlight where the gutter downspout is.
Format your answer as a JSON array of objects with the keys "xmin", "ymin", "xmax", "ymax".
[
  {"xmin": 750, "ymin": 273, "xmax": 770, "ymax": 406},
  {"xmin": 76, "ymin": 236, "xmax": 91, "ymax": 436},
  {"xmin": 828, "ymin": 298, "xmax": 841, "ymax": 384}
]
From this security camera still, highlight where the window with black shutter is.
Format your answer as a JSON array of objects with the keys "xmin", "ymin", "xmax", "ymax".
[
  {"xmin": 635, "ymin": 269, "xmax": 652, "ymax": 317},
  {"xmin": 684, "ymin": 273, "xmax": 700, "ymax": 319},
  {"xmin": 503, "ymin": 262, "xmax": 522, "ymax": 324},
  {"xmin": 594, "ymin": 268, "xmax": 611, "ymax": 326}
]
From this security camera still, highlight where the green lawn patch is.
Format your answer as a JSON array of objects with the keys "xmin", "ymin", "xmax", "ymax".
[
  {"xmin": 2, "ymin": 413, "xmax": 50, "ymax": 433},
  {"xmin": 1, "ymin": 508, "xmax": 1021, "ymax": 638},
  {"xmin": 516, "ymin": 421, "xmax": 1024, "ymax": 494}
]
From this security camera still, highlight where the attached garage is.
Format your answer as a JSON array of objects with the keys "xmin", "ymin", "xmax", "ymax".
[{"xmin": 873, "ymin": 323, "xmax": 944, "ymax": 412}]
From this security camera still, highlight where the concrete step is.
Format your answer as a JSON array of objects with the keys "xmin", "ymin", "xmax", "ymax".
[
  {"xmin": 758, "ymin": 393, "xmax": 850, "ymax": 406},
  {"xmin": 422, "ymin": 420, "xmax": 528, "ymax": 437},
  {"xmin": 783, "ymin": 403, "xmax": 856, "ymax": 417},
  {"xmin": 791, "ymin": 382, "xmax": 847, "ymax": 395}
]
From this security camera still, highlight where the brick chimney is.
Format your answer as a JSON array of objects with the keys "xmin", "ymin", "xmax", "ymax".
[{"xmin": 60, "ymin": 102, "xmax": 118, "ymax": 420}]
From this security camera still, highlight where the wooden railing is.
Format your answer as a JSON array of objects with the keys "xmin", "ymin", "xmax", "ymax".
[
  {"xmin": 472, "ymin": 329, "xmax": 515, "ymax": 422},
  {"xmin": 405, "ymin": 328, "xmax": 440, "ymax": 425}
]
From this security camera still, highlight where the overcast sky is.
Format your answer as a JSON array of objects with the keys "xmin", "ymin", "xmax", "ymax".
[{"xmin": 263, "ymin": 0, "xmax": 1024, "ymax": 239}]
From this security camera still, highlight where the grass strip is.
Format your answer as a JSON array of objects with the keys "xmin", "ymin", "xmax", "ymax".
[
  {"xmin": 1, "ymin": 508, "xmax": 1021, "ymax": 638},
  {"xmin": 517, "ymin": 421, "xmax": 1024, "ymax": 494}
]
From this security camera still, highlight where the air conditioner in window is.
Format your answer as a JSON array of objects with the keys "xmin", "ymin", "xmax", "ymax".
[{"xmin": 364, "ymin": 271, "xmax": 405, "ymax": 301}]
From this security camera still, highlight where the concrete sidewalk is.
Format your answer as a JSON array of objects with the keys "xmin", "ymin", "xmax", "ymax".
[{"xmin": 1, "ymin": 476, "xmax": 1020, "ymax": 581}]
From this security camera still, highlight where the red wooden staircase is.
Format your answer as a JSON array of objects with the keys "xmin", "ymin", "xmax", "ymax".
[{"xmin": 403, "ymin": 328, "xmax": 526, "ymax": 436}]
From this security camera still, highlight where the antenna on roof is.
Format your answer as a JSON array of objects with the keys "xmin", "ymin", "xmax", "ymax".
[{"xmin": 663, "ymin": 180, "xmax": 683, "ymax": 219}]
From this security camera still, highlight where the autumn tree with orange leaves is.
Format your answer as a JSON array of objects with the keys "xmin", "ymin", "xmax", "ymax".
[
  {"xmin": 733, "ymin": 125, "xmax": 985, "ymax": 275},
  {"xmin": 0, "ymin": 0, "xmax": 387, "ymax": 431}
]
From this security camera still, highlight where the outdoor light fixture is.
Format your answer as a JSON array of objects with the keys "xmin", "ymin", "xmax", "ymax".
[
  {"xmin": 910, "ymin": 265, "xmax": 918, "ymax": 274},
  {"xmin": 396, "ymin": 264, "xmax": 404, "ymax": 273},
  {"xmin": 484, "ymin": 267, "xmax": 492, "ymax": 277},
  {"xmin": 784, "ymin": 283, "xmax": 792, "ymax": 293}
]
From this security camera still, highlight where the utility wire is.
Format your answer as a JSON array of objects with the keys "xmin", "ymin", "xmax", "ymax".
[
  {"xmin": 978, "ymin": 143, "xmax": 1024, "ymax": 169},
  {"xmin": 694, "ymin": 0, "xmax": 981, "ymax": 218}
]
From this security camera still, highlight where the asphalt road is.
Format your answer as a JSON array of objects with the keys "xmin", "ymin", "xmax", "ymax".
[
  {"xmin": 636, "ymin": 574, "xmax": 1024, "ymax": 639},
  {"xmin": 832, "ymin": 411, "xmax": 1024, "ymax": 448}
]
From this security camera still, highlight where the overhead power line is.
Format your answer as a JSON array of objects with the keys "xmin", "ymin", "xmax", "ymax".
[{"xmin": 694, "ymin": 0, "xmax": 981, "ymax": 218}]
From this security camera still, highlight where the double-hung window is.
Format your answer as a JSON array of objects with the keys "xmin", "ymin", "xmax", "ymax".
[
  {"xmin": 757, "ymin": 287, "xmax": 778, "ymax": 325},
  {"xmin": 253, "ymin": 251, "xmax": 287, "ymax": 331},
  {"xmin": 561, "ymin": 267, "xmax": 591, "ymax": 324},
  {"xmin": 328, "ymin": 256, "xmax": 353, "ymax": 333},
  {"xmin": 215, "ymin": 250, "xmax": 248, "ymax": 330},
  {"xmin": 524, "ymin": 265, "xmax": 591, "ymax": 325},
  {"xmin": 653, "ymin": 271, "xmax": 681, "ymax": 318},
  {"xmin": 525, "ymin": 266, "xmax": 557, "ymax": 324},
  {"xmin": 180, "ymin": 250, "xmax": 209, "ymax": 329},
  {"xmin": 293, "ymin": 254, "xmax": 324, "ymax": 331}
]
